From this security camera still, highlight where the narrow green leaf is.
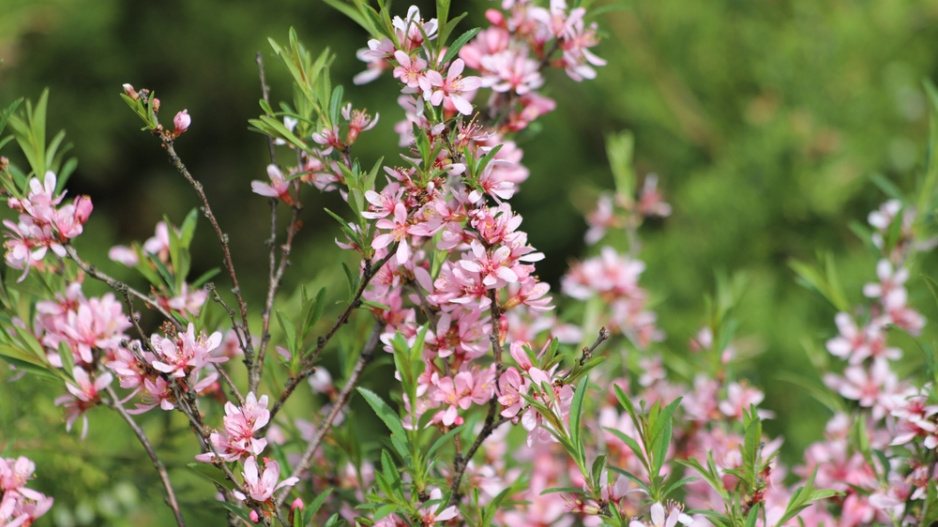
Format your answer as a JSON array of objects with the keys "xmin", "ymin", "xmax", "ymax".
[
  {"xmin": 187, "ymin": 463, "xmax": 236, "ymax": 490},
  {"xmin": 218, "ymin": 501, "xmax": 252, "ymax": 522},
  {"xmin": 329, "ymin": 85, "xmax": 344, "ymax": 129},
  {"xmin": 303, "ymin": 488, "xmax": 333, "ymax": 521},
  {"xmin": 358, "ymin": 387, "xmax": 408, "ymax": 440},
  {"xmin": 440, "ymin": 27, "xmax": 481, "ymax": 66},
  {"xmin": 277, "ymin": 311, "xmax": 298, "ymax": 355},
  {"xmin": 568, "ymin": 379, "xmax": 588, "ymax": 452},
  {"xmin": 190, "ymin": 268, "xmax": 221, "ymax": 288}
]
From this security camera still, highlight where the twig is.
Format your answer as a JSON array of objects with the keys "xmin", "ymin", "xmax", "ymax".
[
  {"xmin": 448, "ymin": 292, "xmax": 505, "ymax": 506},
  {"xmin": 265, "ymin": 249, "xmax": 395, "ymax": 426},
  {"xmin": 274, "ymin": 322, "xmax": 383, "ymax": 507},
  {"xmin": 64, "ymin": 245, "xmax": 181, "ymax": 329},
  {"xmin": 256, "ymin": 52, "xmax": 278, "ymax": 166},
  {"xmin": 158, "ymin": 137, "xmax": 255, "ymax": 378},
  {"xmin": 254, "ymin": 195, "xmax": 302, "ymax": 394},
  {"xmin": 104, "ymin": 385, "xmax": 187, "ymax": 527}
]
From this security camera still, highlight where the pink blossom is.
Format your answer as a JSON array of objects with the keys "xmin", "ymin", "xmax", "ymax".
[
  {"xmin": 232, "ymin": 457, "xmax": 299, "ymax": 503},
  {"xmin": 425, "ymin": 59, "xmax": 482, "ymax": 116},
  {"xmin": 54, "ymin": 368, "xmax": 113, "ymax": 439},
  {"xmin": 392, "ymin": 50, "xmax": 430, "ymax": 92},
  {"xmin": 197, "ymin": 392, "xmax": 271, "ymax": 463},
  {"xmin": 150, "ymin": 324, "xmax": 226, "ymax": 379},
  {"xmin": 417, "ymin": 488, "xmax": 457, "ymax": 525},
  {"xmin": 251, "ymin": 164, "xmax": 294, "ymax": 206},
  {"xmin": 173, "ymin": 109, "xmax": 191, "ymax": 135}
]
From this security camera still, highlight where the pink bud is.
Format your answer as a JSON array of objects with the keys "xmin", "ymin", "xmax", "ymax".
[
  {"xmin": 291, "ymin": 498, "xmax": 304, "ymax": 511},
  {"xmin": 151, "ymin": 97, "xmax": 161, "ymax": 113},
  {"xmin": 249, "ymin": 510, "xmax": 260, "ymax": 523},
  {"xmin": 485, "ymin": 9, "xmax": 505, "ymax": 27},
  {"xmin": 74, "ymin": 195, "xmax": 93, "ymax": 224},
  {"xmin": 173, "ymin": 110, "xmax": 191, "ymax": 135},
  {"xmin": 122, "ymin": 83, "xmax": 138, "ymax": 100}
]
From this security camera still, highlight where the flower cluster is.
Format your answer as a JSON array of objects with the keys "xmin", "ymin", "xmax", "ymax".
[
  {"xmin": 795, "ymin": 199, "xmax": 935, "ymax": 525},
  {"xmin": 0, "ymin": 456, "xmax": 53, "ymax": 527},
  {"xmin": 3, "ymin": 171, "xmax": 92, "ymax": 281}
]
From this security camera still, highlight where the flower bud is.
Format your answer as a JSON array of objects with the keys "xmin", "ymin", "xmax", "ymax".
[
  {"xmin": 74, "ymin": 195, "xmax": 94, "ymax": 224},
  {"xmin": 173, "ymin": 110, "xmax": 191, "ymax": 135},
  {"xmin": 249, "ymin": 509, "xmax": 260, "ymax": 523},
  {"xmin": 122, "ymin": 83, "xmax": 138, "ymax": 101}
]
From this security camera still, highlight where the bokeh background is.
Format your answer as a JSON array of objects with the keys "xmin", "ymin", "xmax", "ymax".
[{"xmin": 3, "ymin": 0, "xmax": 938, "ymax": 524}]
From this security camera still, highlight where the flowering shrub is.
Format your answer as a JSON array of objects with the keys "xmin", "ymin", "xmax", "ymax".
[{"xmin": 1, "ymin": 1, "xmax": 937, "ymax": 526}]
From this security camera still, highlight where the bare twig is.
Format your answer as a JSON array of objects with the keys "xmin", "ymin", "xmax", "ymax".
[
  {"xmin": 447, "ymin": 291, "xmax": 505, "ymax": 506},
  {"xmin": 254, "ymin": 195, "xmax": 302, "ymax": 394},
  {"xmin": 157, "ymin": 137, "xmax": 255, "ymax": 379},
  {"xmin": 64, "ymin": 244, "xmax": 181, "ymax": 329},
  {"xmin": 256, "ymin": 52, "xmax": 278, "ymax": 166},
  {"xmin": 274, "ymin": 322, "xmax": 383, "ymax": 507},
  {"xmin": 104, "ymin": 385, "xmax": 187, "ymax": 527},
  {"xmin": 265, "ymin": 248, "xmax": 395, "ymax": 425}
]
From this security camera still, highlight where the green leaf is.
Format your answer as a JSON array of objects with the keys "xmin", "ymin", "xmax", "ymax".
[
  {"xmin": 190, "ymin": 267, "xmax": 221, "ymax": 289},
  {"xmin": 218, "ymin": 501, "xmax": 252, "ymax": 522},
  {"xmin": 303, "ymin": 488, "xmax": 333, "ymax": 523},
  {"xmin": 0, "ymin": 98, "xmax": 23, "ymax": 138},
  {"xmin": 323, "ymin": 0, "xmax": 382, "ymax": 39},
  {"xmin": 248, "ymin": 115, "xmax": 309, "ymax": 151},
  {"xmin": 440, "ymin": 27, "xmax": 481, "ymax": 66},
  {"xmin": 187, "ymin": 463, "xmax": 235, "ymax": 490},
  {"xmin": 329, "ymin": 85, "xmax": 344, "ymax": 129},
  {"xmin": 277, "ymin": 311, "xmax": 298, "ymax": 356},
  {"xmin": 358, "ymin": 387, "xmax": 408, "ymax": 441},
  {"xmin": 568, "ymin": 379, "xmax": 588, "ymax": 455},
  {"xmin": 425, "ymin": 426, "xmax": 461, "ymax": 460}
]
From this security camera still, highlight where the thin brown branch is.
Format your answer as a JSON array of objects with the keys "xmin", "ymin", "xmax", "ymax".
[
  {"xmin": 256, "ymin": 51, "xmax": 278, "ymax": 165},
  {"xmin": 104, "ymin": 385, "xmax": 187, "ymax": 527},
  {"xmin": 265, "ymin": 248, "xmax": 395, "ymax": 425},
  {"xmin": 254, "ymin": 194, "xmax": 302, "ymax": 394},
  {"xmin": 64, "ymin": 244, "xmax": 181, "ymax": 329},
  {"xmin": 447, "ymin": 292, "xmax": 505, "ymax": 506},
  {"xmin": 274, "ymin": 322, "xmax": 382, "ymax": 507},
  {"xmin": 158, "ymin": 137, "xmax": 255, "ymax": 378}
]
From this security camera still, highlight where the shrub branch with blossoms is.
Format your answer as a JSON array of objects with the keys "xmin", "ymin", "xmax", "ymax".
[{"xmin": 2, "ymin": 1, "xmax": 938, "ymax": 526}]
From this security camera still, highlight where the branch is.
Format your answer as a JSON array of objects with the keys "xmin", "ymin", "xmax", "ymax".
[
  {"xmin": 265, "ymin": 248, "xmax": 395, "ymax": 426},
  {"xmin": 157, "ymin": 136, "xmax": 255, "ymax": 378},
  {"xmin": 448, "ymin": 290, "xmax": 505, "ymax": 506},
  {"xmin": 274, "ymin": 322, "xmax": 382, "ymax": 507},
  {"xmin": 254, "ymin": 194, "xmax": 302, "ymax": 394},
  {"xmin": 64, "ymin": 244, "xmax": 181, "ymax": 330},
  {"xmin": 104, "ymin": 385, "xmax": 187, "ymax": 527}
]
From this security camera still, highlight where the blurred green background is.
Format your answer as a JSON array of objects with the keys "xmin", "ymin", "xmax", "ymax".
[{"xmin": 3, "ymin": 0, "xmax": 938, "ymax": 524}]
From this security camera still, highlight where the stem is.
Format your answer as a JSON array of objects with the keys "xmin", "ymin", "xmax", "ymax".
[
  {"xmin": 158, "ymin": 137, "xmax": 255, "ymax": 380},
  {"xmin": 256, "ymin": 51, "xmax": 278, "ymax": 166},
  {"xmin": 265, "ymin": 249, "xmax": 395, "ymax": 426},
  {"xmin": 447, "ymin": 291, "xmax": 505, "ymax": 506},
  {"xmin": 274, "ymin": 322, "xmax": 382, "ymax": 507},
  {"xmin": 254, "ymin": 195, "xmax": 302, "ymax": 394},
  {"xmin": 64, "ymin": 244, "xmax": 181, "ymax": 329},
  {"xmin": 104, "ymin": 386, "xmax": 187, "ymax": 527}
]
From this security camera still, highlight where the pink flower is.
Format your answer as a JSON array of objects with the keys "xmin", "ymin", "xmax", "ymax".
[
  {"xmin": 425, "ymin": 59, "xmax": 482, "ymax": 115},
  {"xmin": 629, "ymin": 502, "xmax": 693, "ymax": 527},
  {"xmin": 233, "ymin": 457, "xmax": 299, "ymax": 503},
  {"xmin": 392, "ymin": 51, "xmax": 430, "ymax": 91},
  {"xmin": 173, "ymin": 109, "xmax": 191, "ymax": 135},
  {"xmin": 197, "ymin": 392, "xmax": 271, "ymax": 463},
  {"xmin": 251, "ymin": 164, "xmax": 294, "ymax": 206},
  {"xmin": 417, "ymin": 488, "xmax": 457, "ymax": 525},
  {"xmin": 150, "ymin": 324, "xmax": 226, "ymax": 379},
  {"xmin": 54, "ymin": 368, "xmax": 113, "ymax": 439}
]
